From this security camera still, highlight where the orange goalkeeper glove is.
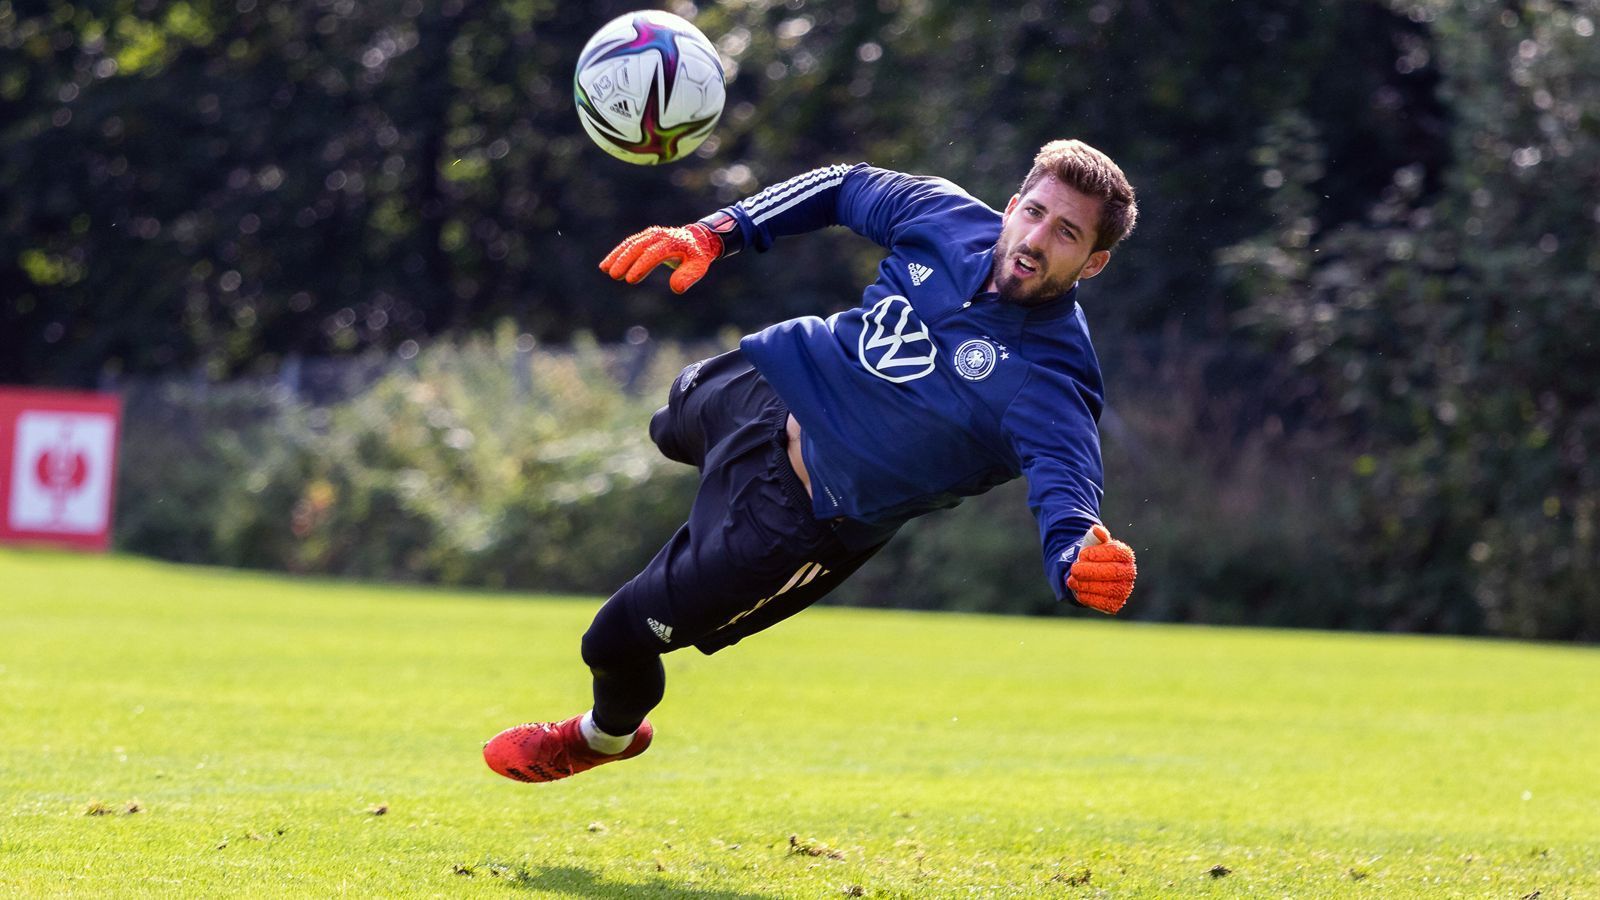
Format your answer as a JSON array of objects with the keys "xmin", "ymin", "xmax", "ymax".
[
  {"xmin": 1066, "ymin": 524, "xmax": 1137, "ymax": 615},
  {"xmin": 599, "ymin": 223, "xmax": 724, "ymax": 294}
]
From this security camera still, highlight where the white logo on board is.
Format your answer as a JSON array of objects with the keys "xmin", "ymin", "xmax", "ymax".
[
  {"xmin": 9, "ymin": 411, "xmax": 116, "ymax": 534},
  {"xmin": 857, "ymin": 295, "xmax": 936, "ymax": 383}
]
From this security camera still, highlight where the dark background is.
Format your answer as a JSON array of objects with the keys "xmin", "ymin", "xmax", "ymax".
[{"xmin": 4, "ymin": 0, "xmax": 1596, "ymax": 638}]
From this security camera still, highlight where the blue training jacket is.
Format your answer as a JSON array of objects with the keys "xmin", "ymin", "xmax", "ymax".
[{"xmin": 703, "ymin": 163, "xmax": 1106, "ymax": 601}]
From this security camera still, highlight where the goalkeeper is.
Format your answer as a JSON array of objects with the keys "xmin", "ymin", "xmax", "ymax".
[{"xmin": 485, "ymin": 139, "xmax": 1140, "ymax": 783}]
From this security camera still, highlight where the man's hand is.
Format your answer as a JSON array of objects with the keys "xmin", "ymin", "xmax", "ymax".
[
  {"xmin": 599, "ymin": 223, "xmax": 723, "ymax": 294},
  {"xmin": 1066, "ymin": 524, "xmax": 1137, "ymax": 615}
]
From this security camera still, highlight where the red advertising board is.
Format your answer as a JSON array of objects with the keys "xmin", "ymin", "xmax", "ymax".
[{"xmin": 0, "ymin": 387, "xmax": 123, "ymax": 552}]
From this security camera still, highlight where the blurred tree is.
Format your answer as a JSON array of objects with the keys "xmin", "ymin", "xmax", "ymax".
[
  {"xmin": 22, "ymin": 0, "xmax": 1594, "ymax": 638},
  {"xmin": 3, "ymin": 0, "xmax": 1443, "ymax": 385},
  {"xmin": 1226, "ymin": 0, "xmax": 1600, "ymax": 638}
]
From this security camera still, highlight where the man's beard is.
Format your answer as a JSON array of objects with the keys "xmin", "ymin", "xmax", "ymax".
[{"xmin": 990, "ymin": 239, "xmax": 1081, "ymax": 307}]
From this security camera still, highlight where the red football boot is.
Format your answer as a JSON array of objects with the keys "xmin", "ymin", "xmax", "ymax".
[{"xmin": 483, "ymin": 714, "xmax": 653, "ymax": 783}]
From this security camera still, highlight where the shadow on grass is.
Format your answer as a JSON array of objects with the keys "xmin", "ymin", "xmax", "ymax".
[{"xmin": 477, "ymin": 863, "xmax": 780, "ymax": 899}]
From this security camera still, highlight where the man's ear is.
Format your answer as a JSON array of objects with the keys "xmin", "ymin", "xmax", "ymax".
[
  {"xmin": 1078, "ymin": 249, "xmax": 1111, "ymax": 281},
  {"xmin": 1002, "ymin": 193, "xmax": 1020, "ymax": 220}
]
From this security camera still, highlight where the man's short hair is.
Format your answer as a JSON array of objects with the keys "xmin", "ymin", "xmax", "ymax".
[{"xmin": 1019, "ymin": 140, "xmax": 1138, "ymax": 252}]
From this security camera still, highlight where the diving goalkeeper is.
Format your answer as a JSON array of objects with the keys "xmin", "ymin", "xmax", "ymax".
[{"xmin": 484, "ymin": 139, "xmax": 1140, "ymax": 783}]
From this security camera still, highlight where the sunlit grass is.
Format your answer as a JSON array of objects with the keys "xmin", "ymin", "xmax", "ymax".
[{"xmin": 2, "ymin": 548, "xmax": 1597, "ymax": 897}]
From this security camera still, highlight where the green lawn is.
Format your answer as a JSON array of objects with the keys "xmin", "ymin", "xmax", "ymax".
[{"xmin": 2, "ymin": 548, "xmax": 1597, "ymax": 898}]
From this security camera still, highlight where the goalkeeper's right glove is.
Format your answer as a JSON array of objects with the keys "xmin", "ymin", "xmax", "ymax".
[{"xmin": 599, "ymin": 223, "xmax": 723, "ymax": 294}]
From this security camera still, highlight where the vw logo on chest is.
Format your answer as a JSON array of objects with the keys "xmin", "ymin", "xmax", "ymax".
[{"xmin": 858, "ymin": 295, "xmax": 937, "ymax": 383}]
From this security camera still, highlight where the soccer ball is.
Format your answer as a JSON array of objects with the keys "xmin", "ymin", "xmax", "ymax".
[{"xmin": 573, "ymin": 11, "xmax": 725, "ymax": 165}]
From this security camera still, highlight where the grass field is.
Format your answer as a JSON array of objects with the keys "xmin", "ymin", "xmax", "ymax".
[{"xmin": 2, "ymin": 548, "xmax": 1597, "ymax": 898}]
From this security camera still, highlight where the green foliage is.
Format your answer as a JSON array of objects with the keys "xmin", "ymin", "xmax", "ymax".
[
  {"xmin": 9, "ymin": 0, "xmax": 1595, "ymax": 638},
  {"xmin": 116, "ymin": 330, "xmax": 1357, "ymax": 622},
  {"xmin": 5, "ymin": 549, "xmax": 1600, "ymax": 897},
  {"xmin": 116, "ymin": 373, "xmax": 318, "ymax": 566},
  {"xmin": 1, "ymin": 0, "xmax": 1442, "ymax": 384},
  {"xmin": 118, "ymin": 329, "xmax": 699, "ymax": 592},
  {"xmin": 1224, "ymin": 0, "xmax": 1600, "ymax": 638}
]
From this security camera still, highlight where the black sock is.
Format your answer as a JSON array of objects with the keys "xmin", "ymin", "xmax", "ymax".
[{"xmin": 589, "ymin": 655, "xmax": 665, "ymax": 736}]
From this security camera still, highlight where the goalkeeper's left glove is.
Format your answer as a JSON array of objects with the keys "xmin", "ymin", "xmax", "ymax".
[
  {"xmin": 599, "ymin": 223, "xmax": 723, "ymax": 294},
  {"xmin": 1066, "ymin": 524, "xmax": 1137, "ymax": 615}
]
